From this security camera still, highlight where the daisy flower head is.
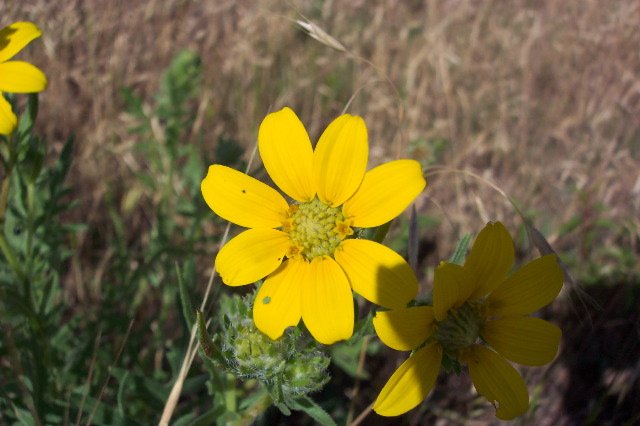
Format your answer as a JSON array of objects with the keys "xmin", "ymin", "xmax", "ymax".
[
  {"xmin": 373, "ymin": 221, "xmax": 563, "ymax": 420},
  {"xmin": 0, "ymin": 22, "xmax": 48, "ymax": 135},
  {"xmin": 201, "ymin": 107, "xmax": 426, "ymax": 345}
]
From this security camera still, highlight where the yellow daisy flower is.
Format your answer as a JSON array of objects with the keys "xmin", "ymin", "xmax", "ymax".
[
  {"xmin": 0, "ymin": 21, "xmax": 47, "ymax": 135},
  {"xmin": 201, "ymin": 107, "xmax": 426, "ymax": 345},
  {"xmin": 373, "ymin": 221, "xmax": 563, "ymax": 420}
]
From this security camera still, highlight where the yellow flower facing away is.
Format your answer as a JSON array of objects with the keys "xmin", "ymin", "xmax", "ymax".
[
  {"xmin": 201, "ymin": 107, "xmax": 426, "ymax": 345},
  {"xmin": 0, "ymin": 21, "xmax": 48, "ymax": 135},
  {"xmin": 373, "ymin": 221, "xmax": 564, "ymax": 420}
]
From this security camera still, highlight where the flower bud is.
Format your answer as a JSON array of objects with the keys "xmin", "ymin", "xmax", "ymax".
[{"xmin": 215, "ymin": 292, "xmax": 330, "ymax": 402}]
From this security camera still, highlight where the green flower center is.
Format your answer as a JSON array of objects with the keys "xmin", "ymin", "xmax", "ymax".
[
  {"xmin": 435, "ymin": 301, "xmax": 484, "ymax": 354},
  {"xmin": 284, "ymin": 197, "xmax": 353, "ymax": 261}
]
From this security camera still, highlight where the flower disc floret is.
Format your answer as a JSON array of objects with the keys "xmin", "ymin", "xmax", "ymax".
[
  {"xmin": 285, "ymin": 198, "xmax": 353, "ymax": 261},
  {"xmin": 434, "ymin": 301, "xmax": 484, "ymax": 354}
]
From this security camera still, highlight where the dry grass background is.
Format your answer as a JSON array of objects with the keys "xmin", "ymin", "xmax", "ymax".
[
  {"xmin": 7, "ymin": 0, "xmax": 639, "ymax": 273},
  {"xmin": 2, "ymin": 0, "xmax": 640, "ymax": 424}
]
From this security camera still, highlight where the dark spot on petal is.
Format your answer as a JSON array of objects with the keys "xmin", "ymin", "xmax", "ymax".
[
  {"xmin": 262, "ymin": 296, "xmax": 271, "ymax": 304},
  {"xmin": 241, "ymin": 189, "xmax": 246, "ymax": 193}
]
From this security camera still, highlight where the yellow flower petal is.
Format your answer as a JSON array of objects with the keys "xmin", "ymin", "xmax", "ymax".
[
  {"xmin": 373, "ymin": 306, "xmax": 436, "ymax": 351},
  {"xmin": 312, "ymin": 114, "xmax": 367, "ymax": 207},
  {"xmin": 0, "ymin": 93, "xmax": 17, "ymax": 135},
  {"xmin": 253, "ymin": 259, "xmax": 303, "ymax": 340},
  {"xmin": 301, "ymin": 256, "xmax": 354, "ymax": 344},
  {"xmin": 334, "ymin": 239, "xmax": 418, "ymax": 309},
  {"xmin": 201, "ymin": 164, "xmax": 289, "ymax": 229},
  {"xmin": 482, "ymin": 316, "xmax": 561, "ymax": 366},
  {"xmin": 0, "ymin": 22, "xmax": 42, "ymax": 63},
  {"xmin": 374, "ymin": 343, "xmax": 442, "ymax": 417},
  {"xmin": 463, "ymin": 345, "xmax": 529, "ymax": 420},
  {"xmin": 433, "ymin": 262, "xmax": 475, "ymax": 321},
  {"xmin": 485, "ymin": 254, "xmax": 563, "ymax": 316},
  {"xmin": 343, "ymin": 159, "xmax": 425, "ymax": 228},
  {"xmin": 0, "ymin": 61, "xmax": 47, "ymax": 93},
  {"xmin": 258, "ymin": 107, "xmax": 315, "ymax": 202},
  {"xmin": 466, "ymin": 221, "xmax": 515, "ymax": 299},
  {"xmin": 215, "ymin": 228, "xmax": 290, "ymax": 286}
]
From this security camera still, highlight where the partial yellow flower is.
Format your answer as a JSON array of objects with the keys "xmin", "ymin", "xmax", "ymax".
[
  {"xmin": 0, "ymin": 22, "xmax": 48, "ymax": 135},
  {"xmin": 373, "ymin": 221, "xmax": 563, "ymax": 420},
  {"xmin": 202, "ymin": 107, "xmax": 426, "ymax": 344}
]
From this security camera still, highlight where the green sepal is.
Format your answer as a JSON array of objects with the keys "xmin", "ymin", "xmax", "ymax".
[
  {"xmin": 441, "ymin": 352, "xmax": 463, "ymax": 374},
  {"xmin": 371, "ymin": 220, "xmax": 392, "ymax": 244}
]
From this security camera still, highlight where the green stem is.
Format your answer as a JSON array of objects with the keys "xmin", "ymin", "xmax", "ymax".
[
  {"xmin": 26, "ymin": 182, "xmax": 35, "ymax": 267},
  {"xmin": 0, "ymin": 167, "xmax": 11, "ymax": 222},
  {"xmin": 224, "ymin": 373, "xmax": 237, "ymax": 413}
]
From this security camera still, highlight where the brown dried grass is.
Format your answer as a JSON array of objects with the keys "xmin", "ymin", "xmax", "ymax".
[
  {"xmin": 5, "ymin": 0, "xmax": 638, "ymax": 272},
  {"xmin": 4, "ymin": 0, "xmax": 639, "ymax": 261}
]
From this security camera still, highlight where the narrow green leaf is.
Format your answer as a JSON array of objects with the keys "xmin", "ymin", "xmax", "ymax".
[
  {"xmin": 449, "ymin": 233, "xmax": 471, "ymax": 265},
  {"xmin": 27, "ymin": 94, "xmax": 39, "ymax": 126},
  {"xmin": 289, "ymin": 396, "xmax": 336, "ymax": 426},
  {"xmin": 12, "ymin": 404, "xmax": 36, "ymax": 426},
  {"xmin": 16, "ymin": 93, "xmax": 38, "ymax": 137},
  {"xmin": 176, "ymin": 262, "xmax": 194, "ymax": 329},
  {"xmin": 408, "ymin": 205, "xmax": 418, "ymax": 270},
  {"xmin": 170, "ymin": 412, "xmax": 197, "ymax": 426},
  {"xmin": 196, "ymin": 310, "xmax": 223, "ymax": 364},
  {"xmin": 116, "ymin": 370, "xmax": 130, "ymax": 417},
  {"xmin": 274, "ymin": 402, "xmax": 291, "ymax": 416}
]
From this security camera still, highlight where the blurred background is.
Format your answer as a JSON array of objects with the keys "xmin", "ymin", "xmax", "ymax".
[{"xmin": 1, "ymin": 0, "xmax": 639, "ymax": 424}]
